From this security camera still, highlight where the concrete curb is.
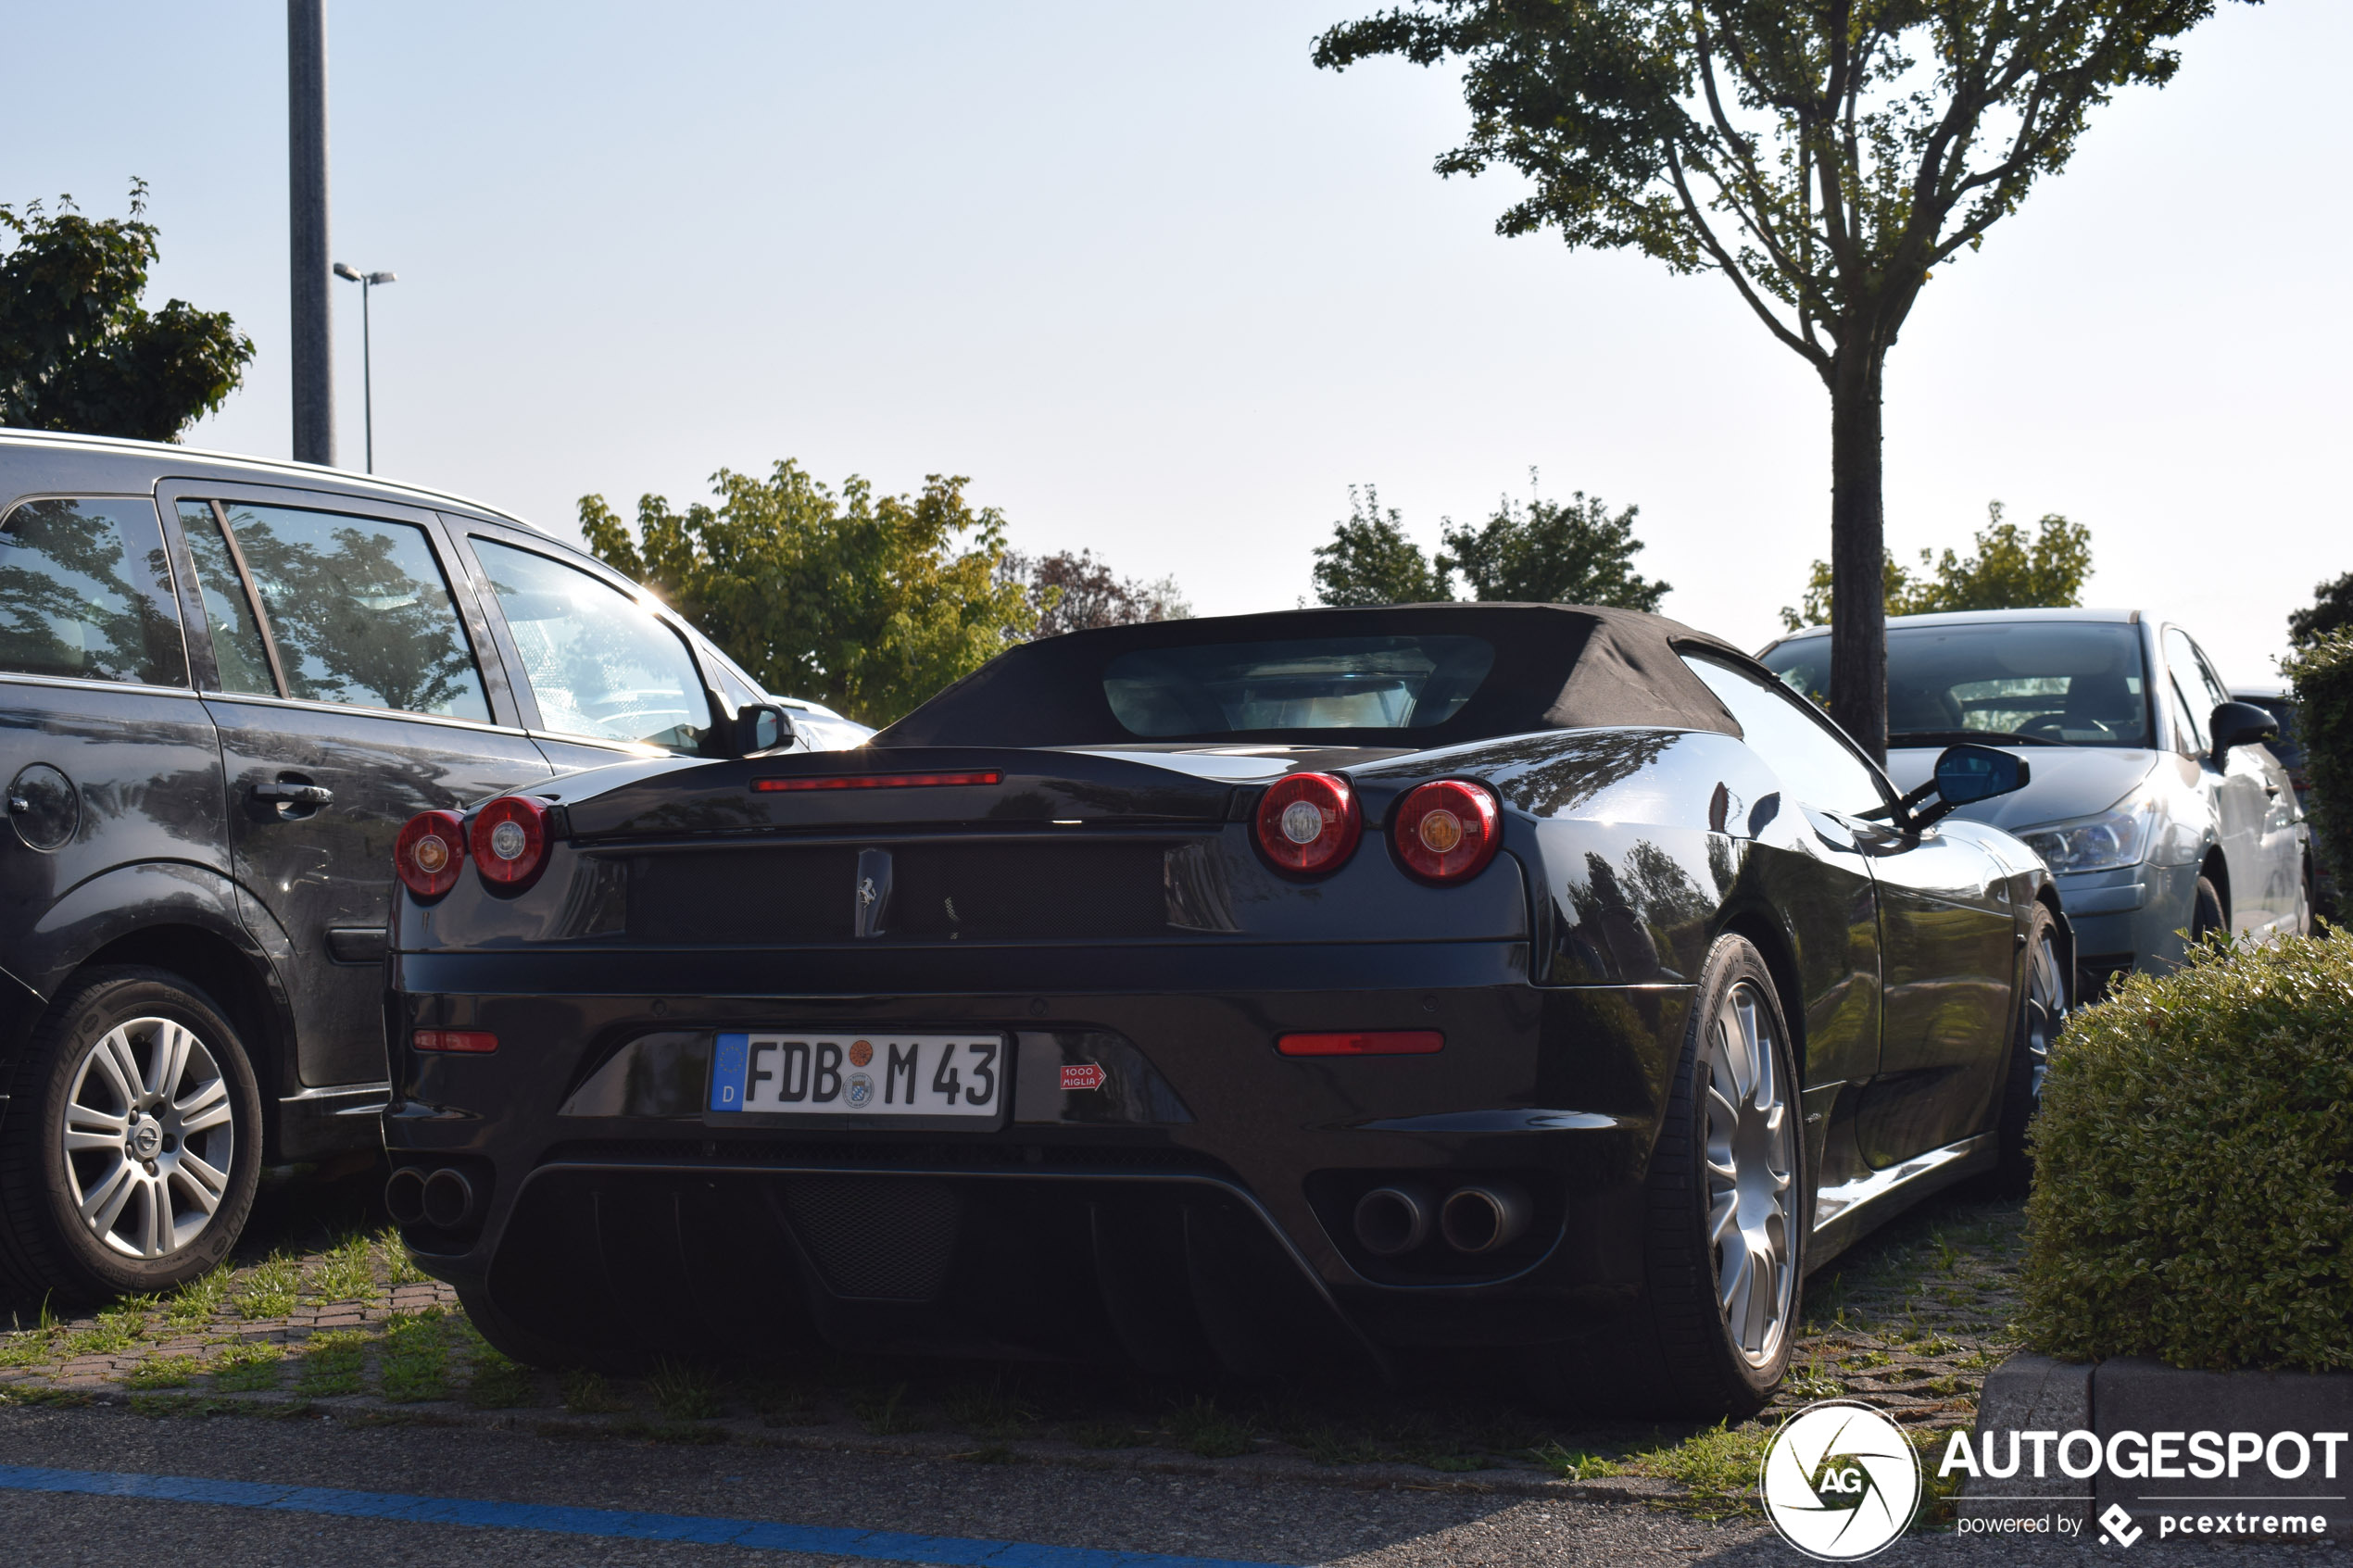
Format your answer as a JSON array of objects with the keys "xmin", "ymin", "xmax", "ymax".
[{"xmin": 1958, "ymin": 1352, "xmax": 2352, "ymax": 1545}]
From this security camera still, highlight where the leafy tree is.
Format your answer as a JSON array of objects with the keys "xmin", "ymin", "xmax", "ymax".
[
  {"xmin": 1312, "ymin": 484, "xmax": 1450, "ymax": 606},
  {"xmin": 1440, "ymin": 475, "xmax": 1668, "ymax": 609},
  {"xmin": 1000, "ymin": 548, "xmax": 1190, "ymax": 639},
  {"xmin": 2289, "ymin": 572, "xmax": 2353, "ymax": 649},
  {"xmin": 1315, "ymin": 2, "xmax": 2251, "ymax": 759},
  {"xmin": 0, "ymin": 182, "xmax": 253, "ymax": 441},
  {"xmin": 582, "ymin": 461, "xmax": 1037, "ymax": 726},
  {"xmin": 1780, "ymin": 504, "xmax": 2093, "ymax": 631}
]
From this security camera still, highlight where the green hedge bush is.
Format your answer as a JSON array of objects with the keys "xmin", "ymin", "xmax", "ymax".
[
  {"xmin": 2020, "ymin": 933, "xmax": 2353, "ymax": 1371},
  {"xmin": 2284, "ymin": 629, "xmax": 2353, "ymax": 894}
]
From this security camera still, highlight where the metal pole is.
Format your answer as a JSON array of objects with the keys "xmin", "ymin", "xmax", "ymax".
[
  {"xmin": 288, "ymin": 0, "xmax": 335, "ymax": 465},
  {"xmin": 360, "ymin": 277, "xmax": 373, "ymax": 473}
]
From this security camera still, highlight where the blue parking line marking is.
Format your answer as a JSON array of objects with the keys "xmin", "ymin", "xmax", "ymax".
[{"xmin": 0, "ymin": 1462, "xmax": 1293, "ymax": 1567}]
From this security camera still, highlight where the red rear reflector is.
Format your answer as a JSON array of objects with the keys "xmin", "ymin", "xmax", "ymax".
[
  {"xmin": 753, "ymin": 771, "xmax": 1001, "ymax": 793},
  {"xmin": 1277, "ymin": 1030, "xmax": 1443, "ymax": 1057},
  {"xmin": 412, "ymin": 1029, "xmax": 497, "ymax": 1054},
  {"xmin": 395, "ymin": 809, "xmax": 465, "ymax": 898},
  {"xmin": 470, "ymin": 795, "xmax": 549, "ymax": 885},
  {"xmin": 1253, "ymin": 771, "xmax": 1363, "ymax": 875}
]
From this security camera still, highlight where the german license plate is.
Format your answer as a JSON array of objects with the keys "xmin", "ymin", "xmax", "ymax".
[{"xmin": 706, "ymin": 1032, "xmax": 1005, "ymax": 1123}]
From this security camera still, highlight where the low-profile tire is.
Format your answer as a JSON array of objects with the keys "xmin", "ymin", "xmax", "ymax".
[
  {"xmin": 1549, "ymin": 935, "xmax": 1804, "ymax": 1418},
  {"xmin": 2189, "ymin": 874, "xmax": 2225, "ymax": 947},
  {"xmin": 1994, "ymin": 903, "xmax": 2068, "ymax": 1197},
  {"xmin": 0, "ymin": 966, "xmax": 262, "ymax": 1302}
]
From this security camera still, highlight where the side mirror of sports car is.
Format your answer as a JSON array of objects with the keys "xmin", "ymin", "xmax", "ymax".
[
  {"xmin": 2208, "ymin": 700, "xmax": 2279, "ymax": 754},
  {"xmin": 735, "ymin": 703, "xmax": 796, "ymax": 757},
  {"xmin": 1933, "ymin": 743, "xmax": 2029, "ymax": 806}
]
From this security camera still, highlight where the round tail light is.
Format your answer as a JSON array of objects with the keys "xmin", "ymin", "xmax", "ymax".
[
  {"xmin": 1254, "ymin": 771, "xmax": 1362, "ymax": 875},
  {"xmin": 394, "ymin": 810, "xmax": 465, "ymax": 897},
  {"xmin": 1392, "ymin": 780, "xmax": 1501, "ymax": 882},
  {"xmin": 471, "ymin": 796, "xmax": 549, "ymax": 885}
]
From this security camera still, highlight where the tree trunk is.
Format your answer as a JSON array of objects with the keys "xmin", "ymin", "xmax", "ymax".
[{"xmin": 1828, "ymin": 342, "xmax": 1887, "ymax": 764}]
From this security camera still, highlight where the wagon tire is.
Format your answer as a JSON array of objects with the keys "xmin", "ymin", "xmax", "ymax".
[
  {"xmin": 0, "ymin": 966, "xmax": 262, "ymax": 1304},
  {"xmin": 1994, "ymin": 902, "xmax": 2067, "ymax": 1197}
]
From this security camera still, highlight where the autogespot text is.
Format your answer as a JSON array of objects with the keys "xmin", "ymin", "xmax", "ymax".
[{"xmin": 1938, "ymin": 1427, "xmax": 2349, "ymax": 1483}]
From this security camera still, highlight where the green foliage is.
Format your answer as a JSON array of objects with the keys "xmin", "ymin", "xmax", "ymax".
[
  {"xmin": 2283, "ymin": 632, "xmax": 2353, "ymax": 892},
  {"xmin": 581, "ymin": 461, "xmax": 1038, "ymax": 727},
  {"xmin": 0, "ymin": 181, "xmax": 254, "ymax": 441},
  {"xmin": 1311, "ymin": 484, "xmax": 1449, "ymax": 607},
  {"xmin": 2289, "ymin": 572, "xmax": 2353, "ymax": 649},
  {"xmin": 2020, "ymin": 935, "xmax": 2353, "ymax": 1371},
  {"xmin": 1000, "ymin": 549, "xmax": 1189, "ymax": 639},
  {"xmin": 379, "ymin": 1311, "xmax": 451, "ymax": 1403},
  {"xmin": 208, "ymin": 1342, "xmax": 283, "ymax": 1392},
  {"xmin": 295, "ymin": 1330, "xmax": 370, "ymax": 1397},
  {"xmin": 1780, "ymin": 505, "xmax": 2093, "ymax": 631},
  {"xmin": 1440, "ymin": 476, "xmax": 1668, "ymax": 609},
  {"xmin": 1315, "ymin": 478, "xmax": 1667, "ymax": 610}
]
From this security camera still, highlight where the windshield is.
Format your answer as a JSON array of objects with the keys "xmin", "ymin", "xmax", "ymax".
[
  {"xmin": 1761, "ymin": 622, "xmax": 2150, "ymax": 748},
  {"xmin": 1102, "ymin": 634, "xmax": 1496, "ymax": 737}
]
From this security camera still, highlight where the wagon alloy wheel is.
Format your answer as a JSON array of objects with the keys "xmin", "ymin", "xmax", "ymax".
[
  {"xmin": 63, "ymin": 1016, "xmax": 235, "ymax": 1259},
  {"xmin": 2021, "ymin": 925, "xmax": 2066, "ymax": 1110},
  {"xmin": 0, "ymin": 966, "xmax": 262, "ymax": 1300},
  {"xmin": 1994, "ymin": 902, "xmax": 2068, "ymax": 1193},
  {"xmin": 1700, "ymin": 978, "xmax": 1796, "ymax": 1366}
]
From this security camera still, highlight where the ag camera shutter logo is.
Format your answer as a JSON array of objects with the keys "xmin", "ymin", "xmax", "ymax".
[{"xmin": 1759, "ymin": 1400, "xmax": 1923, "ymax": 1561}]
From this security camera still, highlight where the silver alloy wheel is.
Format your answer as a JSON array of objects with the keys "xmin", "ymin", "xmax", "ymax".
[
  {"xmin": 1702, "ymin": 978, "xmax": 1796, "ymax": 1366},
  {"xmin": 60, "ymin": 1016, "xmax": 235, "ymax": 1259},
  {"xmin": 2022, "ymin": 928, "xmax": 2067, "ymax": 1109}
]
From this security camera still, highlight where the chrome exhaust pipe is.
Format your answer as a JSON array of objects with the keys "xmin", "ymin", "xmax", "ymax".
[
  {"xmin": 1352, "ymin": 1182, "xmax": 1435, "ymax": 1257},
  {"xmin": 1440, "ymin": 1181, "xmax": 1530, "ymax": 1254},
  {"xmin": 384, "ymin": 1166, "xmax": 427, "ymax": 1227},
  {"xmin": 420, "ymin": 1168, "xmax": 475, "ymax": 1229}
]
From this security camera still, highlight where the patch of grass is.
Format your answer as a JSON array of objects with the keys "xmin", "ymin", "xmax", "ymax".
[
  {"xmin": 464, "ymin": 1350, "xmax": 536, "ymax": 1410},
  {"xmin": 296, "ymin": 1330, "xmax": 370, "ymax": 1396},
  {"xmin": 66, "ymin": 1302, "xmax": 149, "ymax": 1357},
  {"xmin": 943, "ymin": 1381, "xmax": 1036, "ymax": 1439},
  {"xmin": 311, "ymin": 1233, "xmax": 376, "ymax": 1302},
  {"xmin": 164, "ymin": 1269, "xmax": 231, "ymax": 1327},
  {"xmin": 648, "ymin": 1361, "xmax": 722, "ymax": 1422},
  {"xmin": 561, "ymin": 1369, "xmax": 630, "ymax": 1414},
  {"xmin": 1530, "ymin": 1442, "xmax": 1625, "ymax": 1481},
  {"xmin": 1165, "ymin": 1397, "xmax": 1254, "ymax": 1459},
  {"xmin": 120, "ymin": 1355, "xmax": 203, "ymax": 1390},
  {"xmin": 379, "ymin": 1312, "xmax": 449, "ymax": 1403},
  {"xmin": 746, "ymin": 1374, "xmax": 812, "ymax": 1426},
  {"xmin": 377, "ymin": 1229, "xmax": 432, "ymax": 1287},
  {"xmin": 0, "ymin": 1329, "xmax": 55, "ymax": 1369},
  {"xmin": 1623, "ymin": 1421, "xmax": 1773, "ymax": 1518},
  {"xmin": 849, "ymin": 1382, "xmax": 925, "ymax": 1436},
  {"xmin": 235, "ymin": 1254, "xmax": 302, "ymax": 1321},
  {"xmin": 209, "ymin": 1341, "xmax": 283, "ymax": 1392},
  {"xmin": 1292, "ymin": 1425, "xmax": 1380, "ymax": 1466}
]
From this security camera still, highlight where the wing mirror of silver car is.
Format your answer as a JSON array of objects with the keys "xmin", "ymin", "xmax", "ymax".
[
  {"xmin": 2208, "ymin": 700, "xmax": 2280, "ymax": 754},
  {"xmin": 734, "ymin": 702, "xmax": 797, "ymax": 757},
  {"xmin": 1865, "ymin": 742, "xmax": 2031, "ymax": 832}
]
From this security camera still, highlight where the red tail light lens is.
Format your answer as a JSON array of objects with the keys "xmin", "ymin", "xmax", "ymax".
[
  {"xmin": 394, "ymin": 810, "xmax": 465, "ymax": 897},
  {"xmin": 471, "ymin": 796, "xmax": 548, "ymax": 885},
  {"xmin": 1254, "ymin": 771, "xmax": 1362, "ymax": 875},
  {"xmin": 412, "ymin": 1029, "xmax": 497, "ymax": 1054},
  {"xmin": 1277, "ymin": 1030, "xmax": 1443, "ymax": 1056},
  {"xmin": 1392, "ymin": 779, "xmax": 1501, "ymax": 882}
]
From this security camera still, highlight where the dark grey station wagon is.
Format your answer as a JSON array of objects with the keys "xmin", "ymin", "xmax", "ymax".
[{"xmin": 0, "ymin": 431, "xmax": 859, "ymax": 1301}]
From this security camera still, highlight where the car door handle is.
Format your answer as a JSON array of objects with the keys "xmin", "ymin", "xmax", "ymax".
[{"xmin": 253, "ymin": 781, "xmax": 334, "ymax": 806}]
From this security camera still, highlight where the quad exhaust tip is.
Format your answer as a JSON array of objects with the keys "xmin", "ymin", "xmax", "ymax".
[
  {"xmin": 386, "ymin": 1165, "xmax": 475, "ymax": 1230},
  {"xmin": 1439, "ymin": 1181, "xmax": 1530, "ymax": 1254},
  {"xmin": 1352, "ymin": 1183, "xmax": 1434, "ymax": 1256}
]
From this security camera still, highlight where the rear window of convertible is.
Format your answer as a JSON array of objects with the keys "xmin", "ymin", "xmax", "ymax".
[{"xmin": 1102, "ymin": 635, "xmax": 1497, "ymax": 736}]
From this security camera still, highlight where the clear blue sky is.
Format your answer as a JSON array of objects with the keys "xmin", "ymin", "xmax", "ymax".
[{"xmin": 9, "ymin": 1, "xmax": 2345, "ymax": 683}]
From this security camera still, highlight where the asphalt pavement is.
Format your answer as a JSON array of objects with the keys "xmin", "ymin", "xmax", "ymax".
[{"xmin": 0, "ymin": 1401, "xmax": 2342, "ymax": 1566}]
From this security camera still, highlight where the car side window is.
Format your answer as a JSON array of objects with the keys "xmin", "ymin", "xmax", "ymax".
[
  {"xmin": 213, "ymin": 503, "xmax": 491, "ymax": 722},
  {"xmin": 176, "ymin": 501, "xmax": 278, "ymax": 696},
  {"xmin": 1680, "ymin": 650, "xmax": 1888, "ymax": 817},
  {"xmin": 472, "ymin": 538, "xmax": 712, "ymax": 752},
  {"xmin": 0, "ymin": 497, "xmax": 186, "ymax": 686},
  {"xmin": 2162, "ymin": 628, "xmax": 2222, "ymax": 758}
]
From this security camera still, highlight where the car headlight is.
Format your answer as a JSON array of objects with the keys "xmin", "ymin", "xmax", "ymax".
[{"xmin": 2020, "ymin": 798, "xmax": 2155, "ymax": 874}]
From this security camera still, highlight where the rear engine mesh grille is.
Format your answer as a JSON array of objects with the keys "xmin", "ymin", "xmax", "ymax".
[{"xmin": 782, "ymin": 1176, "xmax": 960, "ymax": 1300}]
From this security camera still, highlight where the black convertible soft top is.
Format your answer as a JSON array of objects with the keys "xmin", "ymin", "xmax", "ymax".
[{"xmin": 875, "ymin": 603, "xmax": 1752, "ymax": 749}]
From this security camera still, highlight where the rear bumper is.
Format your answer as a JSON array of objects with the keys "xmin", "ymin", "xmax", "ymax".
[{"xmin": 385, "ymin": 942, "xmax": 1692, "ymax": 1361}]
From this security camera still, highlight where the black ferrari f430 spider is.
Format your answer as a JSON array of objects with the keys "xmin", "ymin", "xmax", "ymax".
[{"xmin": 384, "ymin": 605, "xmax": 2067, "ymax": 1415}]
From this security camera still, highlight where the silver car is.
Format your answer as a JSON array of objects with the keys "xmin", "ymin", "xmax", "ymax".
[{"xmin": 1760, "ymin": 608, "xmax": 2309, "ymax": 997}]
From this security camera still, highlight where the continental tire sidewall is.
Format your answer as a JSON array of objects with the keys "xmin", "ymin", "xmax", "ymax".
[
  {"xmin": 1649, "ymin": 935, "xmax": 1805, "ymax": 1414},
  {"xmin": 4, "ymin": 969, "xmax": 263, "ymax": 1299}
]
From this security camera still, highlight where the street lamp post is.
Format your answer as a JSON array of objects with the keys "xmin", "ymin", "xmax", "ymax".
[{"xmin": 333, "ymin": 262, "xmax": 396, "ymax": 472}]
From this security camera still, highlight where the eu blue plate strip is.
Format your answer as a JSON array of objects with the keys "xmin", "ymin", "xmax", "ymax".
[{"xmin": 0, "ymin": 1463, "xmax": 1290, "ymax": 1568}]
